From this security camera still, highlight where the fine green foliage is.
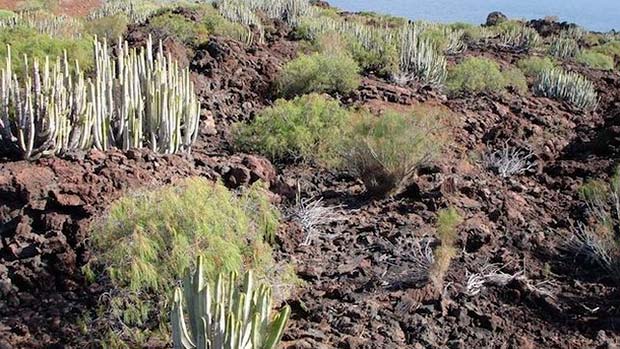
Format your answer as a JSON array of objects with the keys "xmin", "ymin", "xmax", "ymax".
[
  {"xmin": 502, "ymin": 67, "xmax": 528, "ymax": 94},
  {"xmin": 87, "ymin": 178, "xmax": 284, "ymax": 344},
  {"xmin": 277, "ymin": 52, "xmax": 360, "ymax": 98},
  {"xmin": 148, "ymin": 11, "xmax": 210, "ymax": 47},
  {"xmin": 591, "ymin": 41, "xmax": 620, "ymax": 59},
  {"xmin": 517, "ymin": 56, "xmax": 556, "ymax": 77},
  {"xmin": 233, "ymin": 94, "xmax": 349, "ymax": 164},
  {"xmin": 0, "ymin": 26, "xmax": 93, "ymax": 76},
  {"xmin": 534, "ymin": 68, "xmax": 598, "ymax": 110},
  {"xmin": 0, "ymin": 10, "xmax": 16, "ymax": 19},
  {"xmin": 171, "ymin": 258, "xmax": 291, "ymax": 349},
  {"xmin": 576, "ymin": 50, "xmax": 615, "ymax": 70},
  {"xmin": 430, "ymin": 207, "xmax": 463, "ymax": 289},
  {"xmin": 341, "ymin": 106, "xmax": 447, "ymax": 196},
  {"xmin": 446, "ymin": 57, "xmax": 505, "ymax": 95},
  {"xmin": 84, "ymin": 14, "xmax": 129, "ymax": 40}
]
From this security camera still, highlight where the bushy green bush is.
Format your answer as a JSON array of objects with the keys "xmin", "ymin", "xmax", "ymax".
[
  {"xmin": 592, "ymin": 41, "xmax": 620, "ymax": 58},
  {"xmin": 0, "ymin": 10, "xmax": 16, "ymax": 19},
  {"xmin": 446, "ymin": 57, "xmax": 505, "ymax": 94},
  {"xmin": 576, "ymin": 50, "xmax": 615, "ymax": 70},
  {"xmin": 341, "ymin": 106, "xmax": 448, "ymax": 196},
  {"xmin": 502, "ymin": 67, "xmax": 528, "ymax": 94},
  {"xmin": 517, "ymin": 56, "xmax": 556, "ymax": 77},
  {"xmin": 234, "ymin": 94, "xmax": 349, "ymax": 164},
  {"xmin": 277, "ymin": 52, "xmax": 360, "ymax": 98},
  {"xmin": 86, "ymin": 178, "xmax": 288, "ymax": 345},
  {"xmin": 84, "ymin": 14, "xmax": 129, "ymax": 40},
  {"xmin": 199, "ymin": 3, "xmax": 248, "ymax": 41},
  {"xmin": 148, "ymin": 11, "xmax": 210, "ymax": 47},
  {"xmin": 0, "ymin": 26, "xmax": 93, "ymax": 76}
]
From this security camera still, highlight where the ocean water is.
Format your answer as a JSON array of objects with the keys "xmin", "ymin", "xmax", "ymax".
[{"xmin": 327, "ymin": 0, "xmax": 620, "ymax": 32}]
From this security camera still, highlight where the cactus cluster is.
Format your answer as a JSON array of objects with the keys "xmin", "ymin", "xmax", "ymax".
[
  {"xmin": 298, "ymin": 17, "xmax": 448, "ymax": 86},
  {"xmin": 0, "ymin": 11, "xmax": 83, "ymax": 38},
  {"xmin": 217, "ymin": 0, "xmax": 313, "ymax": 44},
  {"xmin": 397, "ymin": 23, "xmax": 447, "ymax": 86},
  {"xmin": 498, "ymin": 23, "xmax": 542, "ymax": 51},
  {"xmin": 0, "ymin": 36, "xmax": 201, "ymax": 159},
  {"xmin": 534, "ymin": 68, "xmax": 598, "ymax": 110},
  {"xmin": 171, "ymin": 256, "xmax": 291, "ymax": 349},
  {"xmin": 87, "ymin": 0, "xmax": 156, "ymax": 24},
  {"xmin": 548, "ymin": 36, "xmax": 580, "ymax": 58},
  {"xmin": 216, "ymin": 0, "xmax": 264, "ymax": 45}
]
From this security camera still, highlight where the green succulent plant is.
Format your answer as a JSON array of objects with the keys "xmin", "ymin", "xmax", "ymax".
[{"xmin": 171, "ymin": 256, "xmax": 291, "ymax": 349}]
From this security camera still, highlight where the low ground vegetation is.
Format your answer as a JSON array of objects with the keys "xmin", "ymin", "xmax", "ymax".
[{"xmin": 233, "ymin": 94, "xmax": 349, "ymax": 164}]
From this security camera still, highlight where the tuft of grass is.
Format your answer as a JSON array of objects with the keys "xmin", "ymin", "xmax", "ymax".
[
  {"xmin": 517, "ymin": 56, "xmax": 556, "ymax": 77},
  {"xmin": 233, "ymin": 94, "xmax": 349, "ymax": 165},
  {"xmin": 277, "ymin": 51, "xmax": 360, "ymax": 98},
  {"xmin": 86, "ymin": 178, "xmax": 287, "ymax": 346},
  {"xmin": 429, "ymin": 207, "xmax": 463, "ymax": 290},
  {"xmin": 570, "ymin": 168, "xmax": 620, "ymax": 279},
  {"xmin": 341, "ymin": 105, "xmax": 449, "ymax": 196},
  {"xmin": 576, "ymin": 50, "xmax": 615, "ymax": 70}
]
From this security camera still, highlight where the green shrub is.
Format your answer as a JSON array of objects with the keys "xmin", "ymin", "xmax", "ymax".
[
  {"xmin": 429, "ymin": 207, "xmax": 463, "ymax": 289},
  {"xmin": 84, "ymin": 14, "xmax": 129, "ymax": 40},
  {"xmin": 199, "ymin": 3, "xmax": 248, "ymax": 41},
  {"xmin": 534, "ymin": 68, "xmax": 598, "ymax": 110},
  {"xmin": 0, "ymin": 26, "xmax": 93, "ymax": 76},
  {"xmin": 148, "ymin": 11, "xmax": 210, "ymax": 47},
  {"xmin": 517, "ymin": 56, "xmax": 556, "ymax": 77},
  {"xmin": 86, "ymin": 178, "xmax": 287, "ymax": 345},
  {"xmin": 446, "ymin": 57, "xmax": 505, "ymax": 94},
  {"xmin": 576, "ymin": 50, "xmax": 615, "ymax": 70},
  {"xmin": 591, "ymin": 41, "xmax": 620, "ymax": 58},
  {"xmin": 503, "ymin": 67, "xmax": 528, "ymax": 94},
  {"xmin": 234, "ymin": 94, "xmax": 349, "ymax": 164},
  {"xmin": 0, "ymin": 10, "xmax": 16, "ymax": 19},
  {"xmin": 341, "ymin": 106, "xmax": 448, "ymax": 196},
  {"xmin": 277, "ymin": 52, "xmax": 360, "ymax": 98}
]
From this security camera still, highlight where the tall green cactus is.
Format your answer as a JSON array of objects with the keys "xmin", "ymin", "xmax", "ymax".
[
  {"xmin": 171, "ymin": 256, "xmax": 291, "ymax": 349},
  {"xmin": 0, "ymin": 36, "xmax": 201, "ymax": 159}
]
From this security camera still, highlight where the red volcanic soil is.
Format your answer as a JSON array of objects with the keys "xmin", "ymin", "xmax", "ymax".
[{"xmin": 0, "ymin": 0, "xmax": 101, "ymax": 16}]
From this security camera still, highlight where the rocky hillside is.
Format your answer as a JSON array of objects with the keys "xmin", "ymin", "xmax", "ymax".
[{"xmin": 1, "ymin": 1, "xmax": 620, "ymax": 348}]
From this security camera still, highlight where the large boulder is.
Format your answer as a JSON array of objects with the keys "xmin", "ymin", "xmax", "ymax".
[{"xmin": 486, "ymin": 11, "xmax": 508, "ymax": 26}]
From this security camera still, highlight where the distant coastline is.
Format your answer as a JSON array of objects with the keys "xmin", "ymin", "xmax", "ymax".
[{"xmin": 327, "ymin": 0, "xmax": 619, "ymax": 32}]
